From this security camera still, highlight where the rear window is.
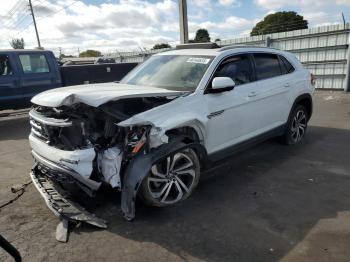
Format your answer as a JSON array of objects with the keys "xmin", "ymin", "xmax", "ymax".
[
  {"xmin": 254, "ymin": 53, "xmax": 281, "ymax": 80},
  {"xmin": 279, "ymin": 55, "xmax": 295, "ymax": 74},
  {"xmin": 19, "ymin": 54, "xmax": 50, "ymax": 74}
]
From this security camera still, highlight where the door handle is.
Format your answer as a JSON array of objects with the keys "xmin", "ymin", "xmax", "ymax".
[{"xmin": 248, "ymin": 92, "xmax": 257, "ymax": 97}]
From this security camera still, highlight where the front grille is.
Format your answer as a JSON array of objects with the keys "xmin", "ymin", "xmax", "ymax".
[
  {"xmin": 36, "ymin": 162, "xmax": 75, "ymax": 184},
  {"xmin": 30, "ymin": 118, "xmax": 50, "ymax": 143}
]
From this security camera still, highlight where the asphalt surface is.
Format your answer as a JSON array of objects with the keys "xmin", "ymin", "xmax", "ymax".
[{"xmin": 0, "ymin": 90, "xmax": 349, "ymax": 262}]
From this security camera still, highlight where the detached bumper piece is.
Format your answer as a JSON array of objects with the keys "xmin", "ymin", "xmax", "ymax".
[{"xmin": 30, "ymin": 168, "xmax": 107, "ymax": 229}]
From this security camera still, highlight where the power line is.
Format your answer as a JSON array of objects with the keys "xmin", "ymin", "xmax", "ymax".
[
  {"xmin": 1, "ymin": 0, "xmax": 28, "ymax": 28},
  {"xmin": 14, "ymin": 0, "xmax": 79, "ymax": 38}
]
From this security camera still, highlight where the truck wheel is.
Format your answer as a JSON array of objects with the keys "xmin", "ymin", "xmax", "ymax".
[
  {"xmin": 140, "ymin": 147, "xmax": 200, "ymax": 207},
  {"xmin": 282, "ymin": 104, "xmax": 308, "ymax": 145}
]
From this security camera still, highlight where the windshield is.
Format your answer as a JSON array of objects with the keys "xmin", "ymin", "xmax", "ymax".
[{"xmin": 121, "ymin": 55, "xmax": 213, "ymax": 91}]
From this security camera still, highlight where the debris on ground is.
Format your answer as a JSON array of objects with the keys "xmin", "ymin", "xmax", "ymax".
[
  {"xmin": 56, "ymin": 218, "xmax": 69, "ymax": 243},
  {"xmin": 0, "ymin": 181, "xmax": 32, "ymax": 210}
]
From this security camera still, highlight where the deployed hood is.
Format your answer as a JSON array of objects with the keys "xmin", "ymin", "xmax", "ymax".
[{"xmin": 31, "ymin": 82, "xmax": 188, "ymax": 107}]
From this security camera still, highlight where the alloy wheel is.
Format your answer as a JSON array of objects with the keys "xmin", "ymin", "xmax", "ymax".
[
  {"xmin": 147, "ymin": 151, "xmax": 197, "ymax": 205},
  {"xmin": 290, "ymin": 109, "xmax": 307, "ymax": 143}
]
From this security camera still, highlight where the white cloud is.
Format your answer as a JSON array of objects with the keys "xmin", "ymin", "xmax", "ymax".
[
  {"xmin": 219, "ymin": 0, "xmax": 241, "ymax": 7},
  {"xmin": 254, "ymin": 0, "xmax": 290, "ymax": 9},
  {"xmin": 0, "ymin": 0, "xmax": 179, "ymax": 53},
  {"xmin": 1, "ymin": 0, "xmax": 348, "ymax": 55},
  {"xmin": 255, "ymin": 0, "xmax": 350, "ymax": 9}
]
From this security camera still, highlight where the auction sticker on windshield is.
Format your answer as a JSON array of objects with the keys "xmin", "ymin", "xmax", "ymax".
[{"xmin": 186, "ymin": 57, "xmax": 211, "ymax": 64}]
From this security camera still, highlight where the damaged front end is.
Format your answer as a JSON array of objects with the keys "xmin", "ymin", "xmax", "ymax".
[{"xmin": 29, "ymin": 96, "xmax": 177, "ymax": 224}]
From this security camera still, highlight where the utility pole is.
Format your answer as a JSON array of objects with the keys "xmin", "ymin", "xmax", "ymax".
[
  {"xmin": 178, "ymin": 0, "xmax": 188, "ymax": 44},
  {"xmin": 28, "ymin": 0, "xmax": 41, "ymax": 48},
  {"xmin": 342, "ymin": 12, "xmax": 346, "ymax": 28}
]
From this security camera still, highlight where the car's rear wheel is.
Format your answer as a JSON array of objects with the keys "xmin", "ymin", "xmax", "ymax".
[
  {"xmin": 283, "ymin": 104, "xmax": 308, "ymax": 145},
  {"xmin": 140, "ymin": 147, "xmax": 200, "ymax": 207}
]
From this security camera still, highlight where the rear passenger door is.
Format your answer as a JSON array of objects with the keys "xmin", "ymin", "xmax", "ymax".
[
  {"xmin": 252, "ymin": 53, "xmax": 292, "ymax": 131},
  {"xmin": 17, "ymin": 52, "xmax": 61, "ymax": 105}
]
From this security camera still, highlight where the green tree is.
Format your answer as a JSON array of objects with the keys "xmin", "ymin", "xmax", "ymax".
[
  {"xmin": 9, "ymin": 38, "xmax": 25, "ymax": 49},
  {"xmin": 152, "ymin": 43, "xmax": 171, "ymax": 50},
  {"xmin": 251, "ymin": 11, "xmax": 308, "ymax": 36},
  {"xmin": 194, "ymin": 29, "xmax": 211, "ymax": 43},
  {"xmin": 79, "ymin": 50, "xmax": 102, "ymax": 57},
  {"xmin": 59, "ymin": 54, "xmax": 74, "ymax": 60}
]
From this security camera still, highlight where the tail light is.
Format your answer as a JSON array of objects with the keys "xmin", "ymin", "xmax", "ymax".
[{"xmin": 311, "ymin": 73, "xmax": 316, "ymax": 86}]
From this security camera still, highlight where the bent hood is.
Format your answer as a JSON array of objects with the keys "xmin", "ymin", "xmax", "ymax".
[{"xmin": 31, "ymin": 82, "xmax": 188, "ymax": 107}]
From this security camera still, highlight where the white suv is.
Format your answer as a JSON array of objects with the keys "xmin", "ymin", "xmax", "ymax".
[{"xmin": 29, "ymin": 44, "xmax": 315, "ymax": 224}]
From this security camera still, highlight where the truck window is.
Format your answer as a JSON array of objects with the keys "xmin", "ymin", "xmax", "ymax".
[
  {"xmin": 0, "ymin": 55, "xmax": 13, "ymax": 76},
  {"xmin": 19, "ymin": 54, "xmax": 50, "ymax": 74}
]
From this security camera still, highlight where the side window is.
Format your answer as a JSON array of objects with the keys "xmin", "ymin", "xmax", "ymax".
[
  {"xmin": 0, "ymin": 55, "xmax": 13, "ymax": 76},
  {"xmin": 19, "ymin": 54, "xmax": 50, "ymax": 74},
  {"xmin": 279, "ymin": 55, "xmax": 295, "ymax": 74},
  {"xmin": 254, "ymin": 53, "xmax": 281, "ymax": 80},
  {"xmin": 214, "ymin": 55, "xmax": 252, "ymax": 86}
]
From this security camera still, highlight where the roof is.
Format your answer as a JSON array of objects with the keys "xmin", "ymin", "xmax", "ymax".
[
  {"xmin": 156, "ymin": 48, "xmax": 221, "ymax": 56},
  {"xmin": 0, "ymin": 49, "xmax": 51, "ymax": 53},
  {"xmin": 156, "ymin": 45, "xmax": 287, "ymax": 57}
]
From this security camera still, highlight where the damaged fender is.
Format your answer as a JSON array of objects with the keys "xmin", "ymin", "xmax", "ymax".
[{"xmin": 121, "ymin": 138, "xmax": 207, "ymax": 220}]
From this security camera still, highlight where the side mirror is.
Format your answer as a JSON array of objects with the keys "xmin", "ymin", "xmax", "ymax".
[{"xmin": 211, "ymin": 77, "xmax": 235, "ymax": 93}]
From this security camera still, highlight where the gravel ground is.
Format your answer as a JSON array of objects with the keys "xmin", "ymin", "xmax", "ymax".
[{"xmin": 0, "ymin": 90, "xmax": 349, "ymax": 262}]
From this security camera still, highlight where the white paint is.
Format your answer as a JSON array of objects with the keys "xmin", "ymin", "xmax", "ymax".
[
  {"xmin": 118, "ymin": 47, "xmax": 313, "ymax": 155},
  {"xmin": 31, "ymin": 46, "xmax": 314, "ymax": 158},
  {"xmin": 29, "ymin": 134, "xmax": 95, "ymax": 178},
  {"xmin": 31, "ymin": 82, "xmax": 188, "ymax": 108}
]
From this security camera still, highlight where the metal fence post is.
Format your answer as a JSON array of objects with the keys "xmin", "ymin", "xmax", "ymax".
[{"xmin": 344, "ymin": 24, "xmax": 350, "ymax": 92}]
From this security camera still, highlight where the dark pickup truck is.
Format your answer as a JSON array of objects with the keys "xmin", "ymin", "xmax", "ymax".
[{"xmin": 0, "ymin": 49, "xmax": 137, "ymax": 110}]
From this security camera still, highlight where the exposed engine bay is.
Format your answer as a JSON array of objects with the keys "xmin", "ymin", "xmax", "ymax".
[{"xmin": 29, "ymin": 96, "xmax": 174, "ymax": 191}]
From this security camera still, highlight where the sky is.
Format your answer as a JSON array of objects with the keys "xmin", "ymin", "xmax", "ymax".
[{"xmin": 0, "ymin": 0, "xmax": 350, "ymax": 55}]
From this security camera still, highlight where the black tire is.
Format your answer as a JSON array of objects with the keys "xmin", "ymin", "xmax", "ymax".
[
  {"xmin": 282, "ymin": 104, "xmax": 308, "ymax": 145},
  {"xmin": 139, "ymin": 147, "xmax": 200, "ymax": 207}
]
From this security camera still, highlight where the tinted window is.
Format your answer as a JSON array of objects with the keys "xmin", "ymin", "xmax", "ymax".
[
  {"xmin": 279, "ymin": 55, "xmax": 295, "ymax": 74},
  {"xmin": 19, "ymin": 54, "xmax": 50, "ymax": 74},
  {"xmin": 214, "ymin": 55, "xmax": 252, "ymax": 85},
  {"xmin": 254, "ymin": 53, "xmax": 281, "ymax": 80},
  {"xmin": 0, "ymin": 55, "xmax": 13, "ymax": 76}
]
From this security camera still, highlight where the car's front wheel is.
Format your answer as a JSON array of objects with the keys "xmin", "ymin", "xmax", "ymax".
[
  {"xmin": 283, "ymin": 104, "xmax": 308, "ymax": 145},
  {"xmin": 140, "ymin": 147, "xmax": 200, "ymax": 207}
]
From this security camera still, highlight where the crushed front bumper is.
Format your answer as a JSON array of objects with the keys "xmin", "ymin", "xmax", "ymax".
[{"xmin": 30, "ymin": 167, "xmax": 107, "ymax": 228}]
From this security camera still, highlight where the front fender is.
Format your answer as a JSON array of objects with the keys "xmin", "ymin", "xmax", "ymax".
[{"xmin": 121, "ymin": 139, "xmax": 205, "ymax": 220}]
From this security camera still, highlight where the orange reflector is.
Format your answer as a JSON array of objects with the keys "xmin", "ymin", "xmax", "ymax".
[{"xmin": 132, "ymin": 138, "xmax": 146, "ymax": 153}]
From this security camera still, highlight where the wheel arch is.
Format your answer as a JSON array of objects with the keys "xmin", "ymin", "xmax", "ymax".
[
  {"xmin": 290, "ymin": 93, "xmax": 313, "ymax": 121},
  {"xmin": 165, "ymin": 124, "xmax": 208, "ymax": 164}
]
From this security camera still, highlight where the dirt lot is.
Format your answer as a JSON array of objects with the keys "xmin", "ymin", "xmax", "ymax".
[{"xmin": 0, "ymin": 90, "xmax": 350, "ymax": 262}]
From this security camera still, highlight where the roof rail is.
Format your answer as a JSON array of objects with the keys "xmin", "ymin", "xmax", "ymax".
[
  {"xmin": 176, "ymin": 42, "xmax": 219, "ymax": 50},
  {"xmin": 219, "ymin": 45, "xmax": 271, "ymax": 51}
]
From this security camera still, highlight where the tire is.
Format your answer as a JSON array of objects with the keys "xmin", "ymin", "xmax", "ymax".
[
  {"xmin": 282, "ymin": 104, "xmax": 308, "ymax": 145},
  {"xmin": 139, "ymin": 147, "xmax": 200, "ymax": 207}
]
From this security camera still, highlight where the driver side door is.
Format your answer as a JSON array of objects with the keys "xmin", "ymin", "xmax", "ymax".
[{"xmin": 204, "ymin": 54, "xmax": 261, "ymax": 156}]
